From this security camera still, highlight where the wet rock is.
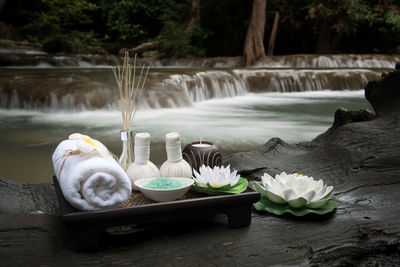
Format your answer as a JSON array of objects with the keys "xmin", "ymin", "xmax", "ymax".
[
  {"xmin": 395, "ymin": 61, "xmax": 400, "ymax": 71},
  {"xmin": 1, "ymin": 68, "xmax": 400, "ymax": 266},
  {"xmin": 0, "ymin": 177, "xmax": 58, "ymax": 214},
  {"xmin": 331, "ymin": 108, "xmax": 375, "ymax": 128},
  {"xmin": 365, "ymin": 70, "xmax": 400, "ymax": 117}
]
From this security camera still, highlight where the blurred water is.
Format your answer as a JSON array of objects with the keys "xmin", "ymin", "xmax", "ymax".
[
  {"xmin": 0, "ymin": 90, "xmax": 371, "ymax": 183},
  {"xmin": 0, "ymin": 67, "xmax": 380, "ymax": 110}
]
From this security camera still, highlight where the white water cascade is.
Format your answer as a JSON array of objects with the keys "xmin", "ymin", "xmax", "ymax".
[
  {"xmin": 0, "ymin": 68, "xmax": 382, "ymax": 111},
  {"xmin": 163, "ymin": 70, "xmax": 248, "ymax": 102}
]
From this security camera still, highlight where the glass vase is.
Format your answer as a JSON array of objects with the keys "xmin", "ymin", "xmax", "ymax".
[{"xmin": 119, "ymin": 130, "xmax": 134, "ymax": 171}]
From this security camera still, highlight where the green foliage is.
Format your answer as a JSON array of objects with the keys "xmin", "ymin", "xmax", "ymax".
[
  {"xmin": 253, "ymin": 196, "xmax": 338, "ymax": 216},
  {"xmin": 189, "ymin": 25, "xmax": 210, "ymax": 56},
  {"xmin": 386, "ymin": 11, "xmax": 400, "ymax": 30},
  {"xmin": 99, "ymin": 0, "xmax": 193, "ymax": 56},
  {"xmin": 157, "ymin": 0, "xmax": 194, "ymax": 57},
  {"xmin": 22, "ymin": 0, "xmax": 97, "ymax": 34},
  {"xmin": 99, "ymin": 0, "xmax": 164, "ymax": 41},
  {"xmin": 158, "ymin": 0, "xmax": 192, "ymax": 23},
  {"xmin": 42, "ymin": 31, "xmax": 102, "ymax": 54},
  {"xmin": 17, "ymin": 0, "xmax": 101, "ymax": 53},
  {"xmin": 1, "ymin": 0, "xmax": 400, "ymax": 56},
  {"xmin": 305, "ymin": 0, "xmax": 372, "ymax": 35},
  {"xmin": 196, "ymin": 0, "xmax": 251, "ymax": 57},
  {"xmin": 158, "ymin": 21, "xmax": 190, "ymax": 58},
  {"xmin": 269, "ymin": 0, "xmax": 400, "ymax": 54},
  {"xmin": 191, "ymin": 177, "xmax": 248, "ymax": 195}
]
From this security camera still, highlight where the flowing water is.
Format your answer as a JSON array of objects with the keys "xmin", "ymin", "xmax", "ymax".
[{"xmin": 0, "ymin": 52, "xmax": 395, "ymax": 183}]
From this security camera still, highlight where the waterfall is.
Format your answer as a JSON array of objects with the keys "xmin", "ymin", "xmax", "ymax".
[
  {"xmin": 0, "ymin": 67, "xmax": 382, "ymax": 111},
  {"xmin": 162, "ymin": 71, "xmax": 248, "ymax": 102},
  {"xmin": 254, "ymin": 54, "xmax": 400, "ymax": 69},
  {"xmin": 234, "ymin": 69, "xmax": 377, "ymax": 92}
]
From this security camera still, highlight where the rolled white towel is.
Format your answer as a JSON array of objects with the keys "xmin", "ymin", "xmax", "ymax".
[{"xmin": 52, "ymin": 134, "xmax": 132, "ymax": 211}]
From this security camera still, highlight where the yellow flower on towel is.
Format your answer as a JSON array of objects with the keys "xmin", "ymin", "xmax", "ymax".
[{"xmin": 69, "ymin": 133, "xmax": 109, "ymax": 158}]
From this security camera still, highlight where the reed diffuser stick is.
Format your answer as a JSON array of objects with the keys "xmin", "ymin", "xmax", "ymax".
[{"xmin": 112, "ymin": 52, "xmax": 150, "ymax": 170}]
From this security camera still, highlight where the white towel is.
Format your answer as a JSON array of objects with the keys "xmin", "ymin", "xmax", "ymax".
[{"xmin": 52, "ymin": 139, "xmax": 132, "ymax": 211}]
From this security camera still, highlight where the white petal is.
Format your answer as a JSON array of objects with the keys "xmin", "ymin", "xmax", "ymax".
[
  {"xmin": 275, "ymin": 172, "xmax": 287, "ymax": 182},
  {"xmin": 264, "ymin": 179, "xmax": 275, "ymax": 191},
  {"xmin": 292, "ymin": 176, "xmax": 311, "ymax": 195},
  {"xmin": 193, "ymin": 169, "xmax": 202, "ymax": 179},
  {"xmin": 77, "ymin": 139, "xmax": 94, "ymax": 153},
  {"xmin": 199, "ymin": 165, "xmax": 207, "ymax": 173},
  {"xmin": 280, "ymin": 171, "xmax": 288, "ymax": 177},
  {"xmin": 230, "ymin": 174, "xmax": 240, "ymax": 186},
  {"xmin": 313, "ymin": 179, "xmax": 324, "ymax": 192},
  {"xmin": 321, "ymin": 186, "xmax": 334, "ymax": 199},
  {"xmin": 282, "ymin": 189, "xmax": 300, "ymax": 201},
  {"xmin": 199, "ymin": 166, "xmax": 209, "ymax": 179},
  {"xmin": 266, "ymin": 190, "xmax": 287, "ymax": 204},
  {"xmin": 222, "ymin": 165, "xmax": 229, "ymax": 173},
  {"xmin": 254, "ymin": 181, "xmax": 266, "ymax": 191},
  {"xmin": 193, "ymin": 176, "xmax": 206, "ymax": 187},
  {"xmin": 302, "ymin": 190, "xmax": 316, "ymax": 202},
  {"xmin": 275, "ymin": 180, "xmax": 287, "ymax": 196},
  {"xmin": 254, "ymin": 182, "xmax": 286, "ymax": 204},
  {"xmin": 305, "ymin": 198, "xmax": 329, "ymax": 208},
  {"xmin": 261, "ymin": 172, "xmax": 273, "ymax": 180},
  {"xmin": 215, "ymin": 175, "xmax": 228, "ymax": 188},
  {"xmin": 311, "ymin": 184, "xmax": 327, "ymax": 201},
  {"xmin": 287, "ymin": 197, "xmax": 307, "ymax": 208},
  {"xmin": 69, "ymin": 133, "xmax": 84, "ymax": 140},
  {"xmin": 210, "ymin": 168, "xmax": 219, "ymax": 182},
  {"xmin": 261, "ymin": 173, "xmax": 274, "ymax": 186}
]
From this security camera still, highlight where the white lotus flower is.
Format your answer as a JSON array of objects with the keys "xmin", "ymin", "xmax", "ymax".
[
  {"xmin": 69, "ymin": 133, "xmax": 109, "ymax": 158},
  {"xmin": 193, "ymin": 164, "xmax": 240, "ymax": 188},
  {"xmin": 255, "ymin": 172, "xmax": 333, "ymax": 208}
]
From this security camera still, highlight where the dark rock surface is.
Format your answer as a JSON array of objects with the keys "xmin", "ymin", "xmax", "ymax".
[
  {"xmin": 1, "ymin": 71, "xmax": 400, "ymax": 266},
  {"xmin": 331, "ymin": 107, "xmax": 375, "ymax": 128},
  {"xmin": 0, "ymin": 177, "xmax": 58, "ymax": 214},
  {"xmin": 222, "ymin": 70, "xmax": 400, "ymax": 265}
]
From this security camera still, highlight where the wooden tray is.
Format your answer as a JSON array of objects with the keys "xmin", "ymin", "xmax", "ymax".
[{"xmin": 53, "ymin": 176, "xmax": 260, "ymax": 251}]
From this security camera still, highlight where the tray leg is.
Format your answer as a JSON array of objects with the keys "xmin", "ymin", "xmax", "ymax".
[
  {"xmin": 69, "ymin": 225, "xmax": 104, "ymax": 252},
  {"xmin": 226, "ymin": 204, "xmax": 252, "ymax": 228}
]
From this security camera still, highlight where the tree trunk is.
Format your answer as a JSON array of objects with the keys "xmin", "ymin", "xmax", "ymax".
[
  {"xmin": 267, "ymin": 11, "xmax": 279, "ymax": 56},
  {"xmin": 315, "ymin": 18, "xmax": 338, "ymax": 54},
  {"xmin": 243, "ymin": 0, "xmax": 267, "ymax": 66},
  {"xmin": 183, "ymin": 0, "xmax": 200, "ymax": 37},
  {"xmin": 120, "ymin": 40, "xmax": 162, "ymax": 55}
]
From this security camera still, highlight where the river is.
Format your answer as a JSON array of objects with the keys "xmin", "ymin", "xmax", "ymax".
[{"xmin": 0, "ymin": 52, "xmax": 396, "ymax": 183}]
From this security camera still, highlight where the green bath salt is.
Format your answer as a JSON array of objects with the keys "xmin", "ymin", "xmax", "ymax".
[{"xmin": 143, "ymin": 177, "xmax": 184, "ymax": 190}]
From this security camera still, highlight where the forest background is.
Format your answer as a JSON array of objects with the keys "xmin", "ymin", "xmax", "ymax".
[{"xmin": 0, "ymin": 0, "xmax": 400, "ymax": 59}]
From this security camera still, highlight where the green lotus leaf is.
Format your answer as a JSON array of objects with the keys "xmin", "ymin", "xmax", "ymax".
[
  {"xmin": 253, "ymin": 196, "xmax": 338, "ymax": 216},
  {"xmin": 191, "ymin": 177, "xmax": 248, "ymax": 195},
  {"xmin": 206, "ymin": 183, "xmax": 232, "ymax": 190}
]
